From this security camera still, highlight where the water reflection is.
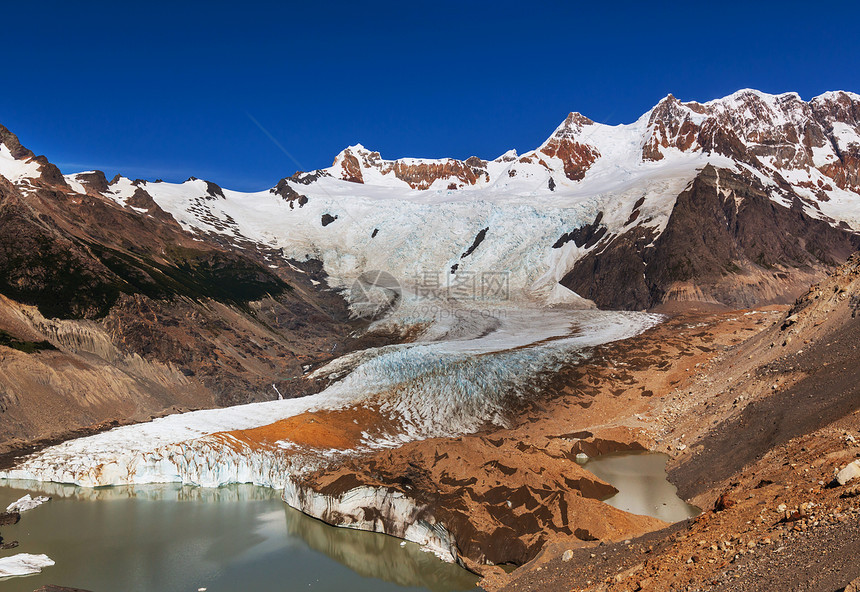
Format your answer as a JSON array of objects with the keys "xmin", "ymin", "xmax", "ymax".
[
  {"xmin": 286, "ymin": 499, "xmax": 475, "ymax": 592},
  {"xmin": 0, "ymin": 481, "xmax": 477, "ymax": 592}
]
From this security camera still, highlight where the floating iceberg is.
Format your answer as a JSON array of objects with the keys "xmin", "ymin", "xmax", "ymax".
[
  {"xmin": 0, "ymin": 553, "xmax": 55, "ymax": 577},
  {"xmin": 5, "ymin": 494, "xmax": 50, "ymax": 513}
]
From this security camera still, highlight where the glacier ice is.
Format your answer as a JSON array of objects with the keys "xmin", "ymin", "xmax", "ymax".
[
  {"xmin": 0, "ymin": 308, "xmax": 660, "ymax": 489},
  {"xmin": 0, "ymin": 307, "xmax": 662, "ymax": 561},
  {"xmin": 0, "ymin": 553, "xmax": 55, "ymax": 578},
  {"xmin": 5, "ymin": 493, "xmax": 49, "ymax": 513}
]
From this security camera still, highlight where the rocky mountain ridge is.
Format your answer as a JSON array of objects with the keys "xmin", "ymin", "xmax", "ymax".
[
  {"xmin": 45, "ymin": 89, "xmax": 860, "ymax": 311},
  {"xmin": 325, "ymin": 90, "xmax": 860, "ymax": 201},
  {"xmin": 0, "ymin": 126, "xmax": 366, "ymax": 453}
]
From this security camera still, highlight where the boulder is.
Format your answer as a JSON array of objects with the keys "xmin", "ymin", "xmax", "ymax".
[{"xmin": 836, "ymin": 460, "xmax": 860, "ymax": 486}]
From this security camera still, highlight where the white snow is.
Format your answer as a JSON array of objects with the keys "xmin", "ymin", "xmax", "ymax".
[
  {"xmin": 137, "ymin": 126, "xmax": 732, "ymax": 312},
  {"xmin": 63, "ymin": 174, "xmax": 89, "ymax": 195},
  {"xmin": 812, "ymin": 90, "xmax": 860, "ymax": 103},
  {"xmin": 24, "ymin": 90, "xmax": 852, "ymax": 316},
  {"xmin": 831, "ymin": 122, "xmax": 860, "ymax": 152},
  {"xmin": 0, "ymin": 553, "xmax": 55, "ymax": 578},
  {"xmin": 0, "ymin": 144, "xmax": 41, "ymax": 184}
]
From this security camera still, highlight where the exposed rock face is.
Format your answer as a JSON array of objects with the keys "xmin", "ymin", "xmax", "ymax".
[
  {"xmin": 642, "ymin": 94, "xmax": 702, "ymax": 160},
  {"xmin": 562, "ymin": 165, "xmax": 860, "ymax": 309},
  {"xmin": 642, "ymin": 90, "xmax": 860, "ymax": 193},
  {"xmin": 538, "ymin": 112, "xmax": 600, "ymax": 181},
  {"xmin": 391, "ymin": 158, "xmax": 487, "ymax": 190},
  {"xmin": 270, "ymin": 177, "xmax": 309, "ymax": 207},
  {"xmin": 331, "ymin": 144, "xmax": 488, "ymax": 189},
  {"xmin": 322, "ymin": 91, "xmax": 860, "ymax": 206},
  {"xmin": 73, "ymin": 170, "xmax": 109, "ymax": 196},
  {"xmin": 0, "ymin": 125, "xmax": 33, "ymax": 160}
]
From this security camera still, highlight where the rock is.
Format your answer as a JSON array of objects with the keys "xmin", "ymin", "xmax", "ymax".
[
  {"xmin": 845, "ymin": 576, "xmax": 860, "ymax": 592},
  {"xmin": 714, "ymin": 491, "xmax": 737, "ymax": 511},
  {"xmin": 0, "ymin": 511, "xmax": 20, "ymax": 525},
  {"xmin": 840, "ymin": 486, "xmax": 860, "ymax": 499},
  {"xmin": 33, "ymin": 587, "xmax": 94, "ymax": 592},
  {"xmin": 562, "ymin": 549, "xmax": 574, "ymax": 562},
  {"xmin": 836, "ymin": 460, "xmax": 860, "ymax": 486}
]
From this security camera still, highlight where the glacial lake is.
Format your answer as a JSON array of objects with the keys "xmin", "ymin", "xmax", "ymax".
[
  {"xmin": 583, "ymin": 451, "xmax": 700, "ymax": 523},
  {"xmin": 0, "ymin": 454, "xmax": 697, "ymax": 591},
  {"xmin": 0, "ymin": 481, "xmax": 479, "ymax": 592}
]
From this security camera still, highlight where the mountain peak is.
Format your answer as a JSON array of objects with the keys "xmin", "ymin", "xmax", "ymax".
[
  {"xmin": 551, "ymin": 112, "xmax": 594, "ymax": 138},
  {"xmin": 494, "ymin": 149, "xmax": 518, "ymax": 162},
  {"xmin": 0, "ymin": 124, "xmax": 35, "ymax": 161}
]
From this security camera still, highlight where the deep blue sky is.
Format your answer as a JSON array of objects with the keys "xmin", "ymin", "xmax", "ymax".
[{"xmin": 2, "ymin": 1, "xmax": 858, "ymax": 191}]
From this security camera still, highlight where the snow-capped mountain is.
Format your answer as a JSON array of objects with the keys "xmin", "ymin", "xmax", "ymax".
[
  {"xmin": 41, "ymin": 89, "xmax": 859, "ymax": 311},
  {"xmin": 2, "ymin": 88, "xmax": 860, "ymax": 315}
]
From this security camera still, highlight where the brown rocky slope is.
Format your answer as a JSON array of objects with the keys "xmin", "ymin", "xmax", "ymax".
[
  {"xmin": 489, "ymin": 254, "xmax": 860, "ymax": 591},
  {"xmin": 562, "ymin": 164, "xmax": 860, "ymax": 310}
]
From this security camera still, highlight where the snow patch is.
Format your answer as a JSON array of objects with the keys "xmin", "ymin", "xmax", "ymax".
[{"xmin": 0, "ymin": 144, "xmax": 41, "ymax": 184}]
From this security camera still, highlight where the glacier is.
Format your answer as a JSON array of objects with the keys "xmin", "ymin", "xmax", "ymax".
[{"xmin": 0, "ymin": 308, "xmax": 661, "ymax": 490}]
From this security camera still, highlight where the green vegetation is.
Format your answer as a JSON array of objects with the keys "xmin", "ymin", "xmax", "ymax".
[
  {"xmin": 0, "ymin": 329, "xmax": 57, "ymax": 353},
  {"xmin": 0, "ymin": 231, "xmax": 125, "ymax": 319},
  {"xmin": 89, "ymin": 243, "xmax": 292, "ymax": 308},
  {"xmin": 0, "ymin": 226, "xmax": 290, "ymax": 320}
]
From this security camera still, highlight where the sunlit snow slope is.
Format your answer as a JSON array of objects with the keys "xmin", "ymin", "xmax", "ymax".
[{"xmin": 58, "ymin": 90, "xmax": 860, "ymax": 312}]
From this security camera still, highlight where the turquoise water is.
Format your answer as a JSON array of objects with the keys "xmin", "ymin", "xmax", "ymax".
[{"xmin": 0, "ymin": 481, "xmax": 478, "ymax": 592}]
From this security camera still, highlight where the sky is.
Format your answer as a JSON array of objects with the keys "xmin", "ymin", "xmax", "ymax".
[{"xmin": 2, "ymin": 0, "xmax": 858, "ymax": 191}]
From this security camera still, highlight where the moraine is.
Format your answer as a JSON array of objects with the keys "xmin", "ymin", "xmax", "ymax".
[{"xmin": 1, "ymin": 306, "xmax": 660, "ymax": 569}]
